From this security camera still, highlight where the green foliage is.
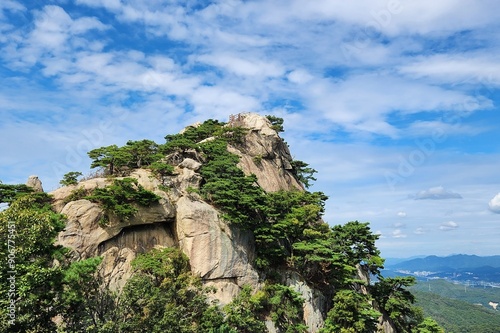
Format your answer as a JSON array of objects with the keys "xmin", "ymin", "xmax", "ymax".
[
  {"xmin": 60, "ymin": 257, "xmax": 118, "ymax": 332},
  {"xmin": 60, "ymin": 171, "xmax": 83, "ymax": 186},
  {"xmin": 88, "ymin": 144, "xmax": 131, "ymax": 176},
  {"xmin": 63, "ymin": 186, "xmax": 90, "ymax": 204},
  {"xmin": 199, "ymin": 139, "xmax": 266, "ymax": 227},
  {"xmin": 85, "ymin": 178, "xmax": 160, "ymax": 224},
  {"xmin": 224, "ymin": 285, "xmax": 266, "ymax": 333},
  {"xmin": 149, "ymin": 161, "xmax": 175, "ymax": 179},
  {"xmin": 252, "ymin": 155, "xmax": 263, "ymax": 165},
  {"xmin": 161, "ymin": 136, "xmax": 198, "ymax": 154},
  {"xmin": 0, "ymin": 116, "xmax": 433, "ymax": 332},
  {"xmin": 261, "ymin": 284, "xmax": 308, "ymax": 332},
  {"xmin": 220, "ymin": 125, "xmax": 248, "ymax": 144},
  {"xmin": 372, "ymin": 276, "xmax": 423, "ymax": 333},
  {"xmin": 331, "ymin": 221, "xmax": 384, "ymax": 275},
  {"xmin": 321, "ymin": 290, "xmax": 380, "ymax": 333},
  {"xmin": 124, "ymin": 139, "xmax": 161, "ymax": 168},
  {"xmin": 253, "ymin": 190, "xmax": 328, "ymax": 269},
  {"xmin": 266, "ymin": 115, "xmax": 285, "ymax": 132},
  {"xmin": 87, "ymin": 140, "xmax": 161, "ymax": 176},
  {"xmin": 0, "ymin": 193, "xmax": 66, "ymax": 332},
  {"xmin": 415, "ymin": 317, "xmax": 445, "ymax": 333},
  {"xmin": 224, "ymin": 283, "xmax": 307, "ymax": 333},
  {"xmin": 0, "ymin": 181, "xmax": 33, "ymax": 204},
  {"xmin": 109, "ymin": 248, "xmax": 224, "ymax": 333},
  {"xmin": 177, "ymin": 119, "xmax": 226, "ymax": 143},
  {"xmin": 290, "ymin": 160, "xmax": 317, "ymax": 188}
]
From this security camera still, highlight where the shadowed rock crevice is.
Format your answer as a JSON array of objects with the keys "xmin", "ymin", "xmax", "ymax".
[{"xmin": 97, "ymin": 222, "xmax": 177, "ymax": 255}]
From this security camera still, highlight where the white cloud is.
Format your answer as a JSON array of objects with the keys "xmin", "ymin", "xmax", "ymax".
[
  {"xmin": 392, "ymin": 229, "xmax": 407, "ymax": 238},
  {"xmin": 397, "ymin": 211, "xmax": 407, "ymax": 217},
  {"xmin": 0, "ymin": 0, "xmax": 25, "ymax": 15},
  {"xmin": 489, "ymin": 193, "xmax": 500, "ymax": 214},
  {"xmin": 196, "ymin": 53, "xmax": 285, "ymax": 78},
  {"xmin": 293, "ymin": 73, "xmax": 489, "ymax": 137},
  {"xmin": 287, "ymin": 70, "xmax": 314, "ymax": 84},
  {"xmin": 414, "ymin": 186, "xmax": 462, "ymax": 200},
  {"xmin": 405, "ymin": 120, "xmax": 487, "ymax": 138},
  {"xmin": 414, "ymin": 227, "xmax": 427, "ymax": 235},
  {"xmin": 399, "ymin": 54, "xmax": 500, "ymax": 85},
  {"xmin": 439, "ymin": 221, "xmax": 459, "ymax": 231}
]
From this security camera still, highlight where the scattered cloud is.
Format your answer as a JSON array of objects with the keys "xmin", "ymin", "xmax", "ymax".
[
  {"xmin": 439, "ymin": 221, "xmax": 459, "ymax": 231},
  {"xmin": 414, "ymin": 227, "xmax": 427, "ymax": 235},
  {"xmin": 397, "ymin": 211, "xmax": 407, "ymax": 218},
  {"xmin": 489, "ymin": 193, "xmax": 500, "ymax": 214},
  {"xmin": 399, "ymin": 54, "xmax": 500, "ymax": 85},
  {"xmin": 392, "ymin": 229, "xmax": 407, "ymax": 238},
  {"xmin": 414, "ymin": 186, "xmax": 462, "ymax": 200}
]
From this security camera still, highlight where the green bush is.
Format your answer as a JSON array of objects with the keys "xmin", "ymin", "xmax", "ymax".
[
  {"xmin": 266, "ymin": 115, "xmax": 285, "ymax": 133},
  {"xmin": 60, "ymin": 171, "xmax": 83, "ymax": 186},
  {"xmin": 85, "ymin": 178, "xmax": 160, "ymax": 224},
  {"xmin": 63, "ymin": 186, "xmax": 90, "ymax": 203},
  {"xmin": 149, "ymin": 161, "xmax": 175, "ymax": 178}
]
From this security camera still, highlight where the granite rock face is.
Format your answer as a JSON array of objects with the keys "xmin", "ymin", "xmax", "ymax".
[
  {"xmin": 227, "ymin": 113, "xmax": 303, "ymax": 192},
  {"xmin": 26, "ymin": 175, "xmax": 43, "ymax": 192}
]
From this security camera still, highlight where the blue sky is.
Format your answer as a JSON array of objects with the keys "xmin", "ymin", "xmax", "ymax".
[{"xmin": 1, "ymin": 0, "xmax": 499, "ymax": 258}]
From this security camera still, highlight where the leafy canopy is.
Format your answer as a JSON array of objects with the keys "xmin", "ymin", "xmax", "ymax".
[
  {"xmin": 0, "ymin": 192, "xmax": 66, "ymax": 332},
  {"xmin": 85, "ymin": 178, "xmax": 161, "ymax": 224},
  {"xmin": 60, "ymin": 171, "xmax": 83, "ymax": 186},
  {"xmin": 0, "ymin": 182, "xmax": 33, "ymax": 204}
]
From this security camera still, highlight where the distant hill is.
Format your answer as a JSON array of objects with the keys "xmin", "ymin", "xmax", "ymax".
[
  {"xmin": 387, "ymin": 254, "xmax": 500, "ymax": 271},
  {"xmin": 411, "ymin": 280, "xmax": 500, "ymax": 333},
  {"xmin": 411, "ymin": 279, "xmax": 500, "ymax": 307}
]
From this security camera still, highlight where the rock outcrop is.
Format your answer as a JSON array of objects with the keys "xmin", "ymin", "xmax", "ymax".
[
  {"xmin": 285, "ymin": 272, "xmax": 326, "ymax": 332},
  {"xmin": 26, "ymin": 175, "xmax": 43, "ymax": 192},
  {"xmin": 49, "ymin": 113, "xmax": 326, "ymax": 331},
  {"xmin": 227, "ymin": 113, "xmax": 303, "ymax": 192},
  {"xmin": 176, "ymin": 196, "xmax": 259, "ymax": 304}
]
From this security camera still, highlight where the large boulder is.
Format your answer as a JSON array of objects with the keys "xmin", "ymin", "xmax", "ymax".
[
  {"xmin": 50, "ymin": 177, "xmax": 109, "ymax": 213},
  {"xmin": 176, "ymin": 196, "xmax": 259, "ymax": 304},
  {"xmin": 26, "ymin": 175, "xmax": 43, "ymax": 192},
  {"xmin": 57, "ymin": 199, "xmax": 175, "ymax": 260}
]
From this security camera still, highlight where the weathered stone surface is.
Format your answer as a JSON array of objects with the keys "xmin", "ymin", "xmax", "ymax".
[
  {"xmin": 97, "ymin": 224, "xmax": 177, "ymax": 290},
  {"xmin": 227, "ymin": 113, "xmax": 303, "ymax": 192},
  {"xmin": 58, "ymin": 197, "xmax": 174, "ymax": 260},
  {"xmin": 57, "ymin": 199, "xmax": 107, "ymax": 260},
  {"xmin": 26, "ymin": 175, "xmax": 43, "ymax": 192},
  {"xmin": 378, "ymin": 312, "xmax": 397, "ymax": 333},
  {"xmin": 50, "ymin": 177, "xmax": 109, "ymax": 213},
  {"xmin": 176, "ymin": 196, "xmax": 259, "ymax": 303},
  {"xmin": 99, "ymin": 247, "xmax": 136, "ymax": 291},
  {"xmin": 204, "ymin": 279, "xmax": 240, "ymax": 305},
  {"xmin": 285, "ymin": 272, "xmax": 326, "ymax": 332},
  {"xmin": 166, "ymin": 166, "xmax": 203, "ymax": 199},
  {"xmin": 98, "ymin": 223, "xmax": 177, "ymax": 255},
  {"xmin": 179, "ymin": 158, "xmax": 202, "ymax": 171}
]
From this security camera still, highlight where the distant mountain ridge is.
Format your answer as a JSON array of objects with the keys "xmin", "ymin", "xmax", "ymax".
[{"xmin": 387, "ymin": 254, "xmax": 500, "ymax": 271}]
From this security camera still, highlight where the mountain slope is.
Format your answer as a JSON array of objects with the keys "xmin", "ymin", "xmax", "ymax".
[{"xmin": 413, "ymin": 288, "xmax": 500, "ymax": 333}]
